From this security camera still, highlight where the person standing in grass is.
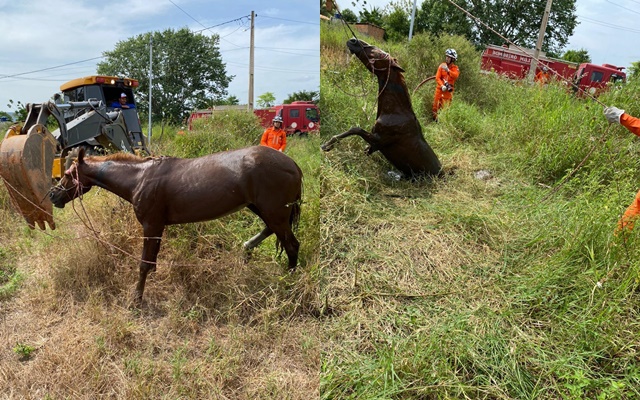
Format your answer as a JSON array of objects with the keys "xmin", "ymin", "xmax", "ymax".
[
  {"xmin": 604, "ymin": 106, "xmax": 640, "ymax": 230},
  {"xmin": 260, "ymin": 115, "xmax": 287, "ymax": 152},
  {"xmin": 432, "ymin": 48, "xmax": 460, "ymax": 121},
  {"xmin": 535, "ymin": 65, "xmax": 551, "ymax": 85}
]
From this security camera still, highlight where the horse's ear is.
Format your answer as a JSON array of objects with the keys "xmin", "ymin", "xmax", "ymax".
[
  {"xmin": 77, "ymin": 147, "xmax": 86, "ymax": 164},
  {"xmin": 391, "ymin": 58, "xmax": 405, "ymax": 72}
]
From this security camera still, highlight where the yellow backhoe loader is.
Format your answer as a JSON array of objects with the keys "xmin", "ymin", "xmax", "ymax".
[{"xmin": 0, "ymin": 75, "xmax": 149, "ymax": 230}]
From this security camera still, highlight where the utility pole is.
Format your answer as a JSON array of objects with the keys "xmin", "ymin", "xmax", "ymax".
[
  {"xmin": 408, "ymin": 0, "xmax": 417, "ymax": 41},
  {"xmin": 148, "ymin": 35, "xmax": 153, "ymax": 145},
  {"xmin": 248, "ymin": 11, "xmax": 255, "ymax": 111},
  {"xmin": 528, "ymin": 0, "xmax": 553, "ymax": 82}
]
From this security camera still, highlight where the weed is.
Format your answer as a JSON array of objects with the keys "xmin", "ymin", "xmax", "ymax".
[{"xmin": 13, "ymin": 342, "xmax": 36, "ymax": 360}]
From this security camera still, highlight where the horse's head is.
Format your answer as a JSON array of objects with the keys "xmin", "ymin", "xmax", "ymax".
[
  {"xmin": 49, "ymin": 147, "xmax": 93, "ymax": 208},
  {"xmin": 346, "ymin": 38, "xmax": 405, "ymax": 76}
]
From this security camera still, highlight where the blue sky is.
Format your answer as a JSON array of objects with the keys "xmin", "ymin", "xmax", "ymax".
[
  {"xmin": 347, "ymin": 0, "xmax": 639, "ymax": 71},
  {"xmin": 0, "ymin": 0, "xmax": 319, "ymax": 114}
]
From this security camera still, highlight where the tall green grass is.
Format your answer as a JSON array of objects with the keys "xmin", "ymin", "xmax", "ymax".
[{"xmin": 320, "ymin": 21, "xmax": 640, "ymax": 399}]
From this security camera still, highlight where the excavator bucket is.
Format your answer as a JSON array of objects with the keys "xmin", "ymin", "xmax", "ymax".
[{"xmin": 0, "ymin": 124, "xmax": 57, "ymax": 230}]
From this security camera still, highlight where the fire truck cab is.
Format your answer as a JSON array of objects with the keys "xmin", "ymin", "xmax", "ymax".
[{"xmin": 572, "ymin": 63, "xmax": 625, "ymax": 96}]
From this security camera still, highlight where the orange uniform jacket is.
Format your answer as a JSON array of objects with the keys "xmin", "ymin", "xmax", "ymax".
[
  {"xmin": 260, "ymin": 126, "xmax": 287, "ymax": 151},
  {"xmin": 535, "ymin": 71, "xmax": 550, "ymax": 84},
  {"xmin": 432, "ymin": 62, "xmax": 460, "ymax": 117},
  {"xmin": 617, "ymin": 113, "xmax": 640, "ymax": 231}
]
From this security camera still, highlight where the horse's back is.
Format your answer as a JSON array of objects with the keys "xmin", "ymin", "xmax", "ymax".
[{"xmin": 148, "ymin": 146, "xmax": 302, "ymax": 225}]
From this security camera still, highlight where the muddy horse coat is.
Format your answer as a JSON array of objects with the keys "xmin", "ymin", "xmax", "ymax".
[
  {"xmin": 49, "ymin": 146, "xmax": 303, "ymax": 301},
  {"xmin": 321, "ymin": 38, "xmax": 441, "ymax": 178}
]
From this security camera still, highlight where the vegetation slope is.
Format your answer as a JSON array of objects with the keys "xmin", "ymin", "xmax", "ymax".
[
  {"xmin": 319, "ymin": 22, "xmax": 640, "ymax": 399},
  {"xmin": 0, "ymin": 112, "xmax": 321, "ymax": 399}
]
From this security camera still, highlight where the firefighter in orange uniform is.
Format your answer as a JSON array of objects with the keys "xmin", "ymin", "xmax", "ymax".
[
  {"xmin": 432, "ymin": 48, "xmax": 460, "ymax": 121},
  {"xmin": 535, "ymin": 65, "xmax": 551, "ymax": 85},
  {"xmin": 604, "ymin": 106, "xmax": 640, "ymax": 231},
  {"xmin": 260, "ymin": 115, "xmax": 287, "ymax": 152}
]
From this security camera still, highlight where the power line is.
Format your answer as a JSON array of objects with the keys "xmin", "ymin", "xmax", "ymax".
[
  {"xmin": 0, "ymin": 56, "xmax": 104, "ymax": 80},
  {"xmin": 257, "ymin": 15, "xmax": 320, "ymax": 26},
  {"xmin": 167, "ymin": 0, "xmax": 248, "ymax": 49},
  {"xmin": 224, "ymin": 61, "xmax": 319, "ymax": 74},
  {"xmin": 604, "ymin": 0, "xmax": 640, "ymax": 16},
  {"xmin": 254, "ymin": 47, "xmax": 319, "ymax": 57},
  {"xmin": 577, "ymin": 14, "xmax": 640, "ymax": 34}
]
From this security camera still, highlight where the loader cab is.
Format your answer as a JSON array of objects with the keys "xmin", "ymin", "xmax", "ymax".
[
  {"xmin": 57, "ymin": 75, "xmax": 147, "ymax": 153},
  {"xmin": 60, "ymin": 75, "xmax": 140, "ymax": 123}
]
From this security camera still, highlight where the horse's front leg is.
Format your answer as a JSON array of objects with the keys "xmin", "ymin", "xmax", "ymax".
[
  {"xmin": 135, "ymin": 227, "xmax": 164, "ymax": 302},
  {"xmin": 321, "ymin": 127, "xmax": 377, "ymax": 151}
]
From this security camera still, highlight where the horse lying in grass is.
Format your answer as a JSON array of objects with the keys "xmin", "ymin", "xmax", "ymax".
[
  {"xmin": 49, "ymin": 146, "xmax": 303, "ymax": 302},
  {"xmin": 321, "ymin": 38, "xmax": 442, "ymax": 179}
]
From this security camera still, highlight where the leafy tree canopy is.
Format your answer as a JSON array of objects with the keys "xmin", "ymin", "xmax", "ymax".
[
  {"xmin": 561, "ymin": 48, "xmax": 591, "ymax": 64},
  {"xmin": 376, "ymin": 0, "xmax": 577, "ymax": 55},
  {"xmin": 213, "ymin": 95, "xmax": 240, "ymax": 106},
  {"xmin": 359, "ymin": 7, "xmax": 385, "ymax": 27},
  {"xmin": 283, "ymin": 90, "xmax": 319, "ymax": 104},
  {"xmin": 339, "ymin": 8, "xmax": 358, "ymax": 23},
  {"xmin": 257, "ymin": 92, "xmax": 276, "ymax": 108},
  {"xmin": 627, "ymin": 61, "xmax": 640, "ymax": 81},
  {"xmin": 97, "ymin": 28, "xmax": 233, "ymax": 124},
  {"xmin": 0, "ymin": 110, "xmax": 12, "ymax": 123},
  {"xmin": 6, "ymin": 99, "xmax": 27, "ymax": 123}
]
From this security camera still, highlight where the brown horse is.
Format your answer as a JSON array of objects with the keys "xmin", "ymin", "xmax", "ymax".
[
  {"xmin": 321, "ymin": 38, "xmax": 442, "ymax": 179},
  {"xmin": 49, "ymin": 146, "xmax": 303, "ymax": 301}
]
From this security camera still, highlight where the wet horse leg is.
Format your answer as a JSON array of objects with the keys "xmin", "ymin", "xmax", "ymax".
[
  {"xmin": 320, "ymin": 127, "xmax": 378, "ymax": 152},
  {"xmin": 271, "ymin": 222, "xmax": 300, "ymax": 271},
  {"xmin": 135, "ymin": 226, "xmax": 164, "ymax": 302}
]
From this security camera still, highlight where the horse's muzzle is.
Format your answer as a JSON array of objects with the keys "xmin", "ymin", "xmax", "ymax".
[{"xmin": 49, "ymin": 188, "xmax": 69, "ymax": 208}]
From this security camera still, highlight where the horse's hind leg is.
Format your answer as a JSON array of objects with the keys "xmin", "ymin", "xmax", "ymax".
[
  {"xmin": 321, "ymin": 127, "xmax": 377, "ymax": 152},
  {"xmin": 271, "ymin": 223, "xmax": 300, "ymax": 271}
]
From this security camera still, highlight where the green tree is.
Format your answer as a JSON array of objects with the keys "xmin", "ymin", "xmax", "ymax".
[
  {"xmin": 0, "ymin": 110, "xmax": 13, "ymax": 123},
  {"xmin": 97, "ymin": 28, "xmax": 233, "ymax": 124},
  {"xmin": 415, "ymin": 0, "xmax": 577, "ymax": 55},
  {"xmin": 283, "ymin": 90, "xmax": 319, "ymax": 104},
  {"xmin": 257, "ymin": 92, "xmax": 276, "ymax": 108},
  {"xmin": 384, "ymin": 5, "xmax": 411, "ymax": 42},
  {"xmin": 415, "ymin": 0, "xmax": 474, "ymax": 40},
  {"xmin": 561, "ymin": 48, "xmax": 591, "ymax": 64},
  {"xmin": 359, "ymin": 7, "xmax": 385, "ymax": 27},
  {"xmin": 627, "ymin": 61, "xmax": 640, "ymax": 81},
  {"xmin": 6, "ymin": 100, "xmax": 27, "ymax": 123},
  {"xmin": 340, "ymin": 8, "xmax": 358, "ymax": 23},
  {"xmin": 213, "ymin": 95, "xmax": 240, "ymax": 106}
]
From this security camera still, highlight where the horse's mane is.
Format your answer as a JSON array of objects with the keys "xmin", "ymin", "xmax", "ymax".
[{"xmin": 87, "ymin": 153, "xmax": 151, "ymax": 163}]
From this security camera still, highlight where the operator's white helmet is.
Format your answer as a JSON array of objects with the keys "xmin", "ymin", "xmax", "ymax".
[{"xmin": 445, "ymin": 48, "xmax": 458, "ymax": 61}]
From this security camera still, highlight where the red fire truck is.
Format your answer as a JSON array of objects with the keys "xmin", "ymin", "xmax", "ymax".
[
  {"xmin": 254, "ymin": 101, "xmax": 320, "ymax": 136},
  {"xmin": 188, "ymin": 101, "xmax": 320, "ymax": 136},
  {"xmin": 481, "ymin": 44, "xmax": 626, "ymax": 96}
]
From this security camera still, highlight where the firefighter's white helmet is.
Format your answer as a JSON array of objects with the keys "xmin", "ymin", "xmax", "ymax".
[
  {"xmin": 273, "ymin": 116, "xmax": 283, "ymax": 123},
  {"xmin": 445, "ymin": 48, "xmax": 458, "ymax": 60}
]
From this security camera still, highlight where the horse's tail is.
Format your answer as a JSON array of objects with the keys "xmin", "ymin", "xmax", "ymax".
[
  {"xmin": 290, "ymin": 170, "xmax": 303, "ymax": 231},
  {"xmin": 276, "ymin": 169, "xmax": 303, "ymax": 256}
]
